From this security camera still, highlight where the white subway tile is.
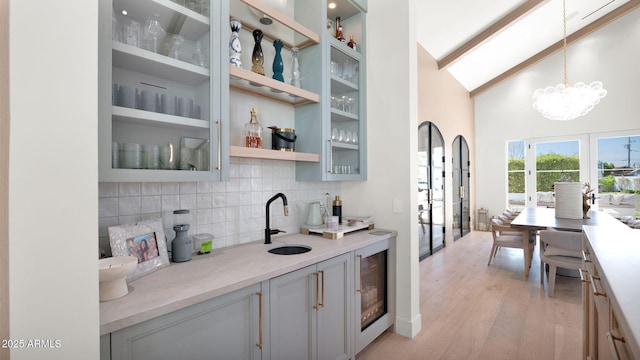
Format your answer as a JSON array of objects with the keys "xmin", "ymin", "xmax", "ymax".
[
  {"xmin": 119, "ymin": 183, "xmax": 141, "ymax": 196},
  {"xmin": 118, "ymin": 196, "xmax": 140, "ymax": 216},
  {"xmin": 161, "ymin": 194, "xmax": 180, "ymax": 212},
  {"xmin": 141, "ymin": 195, "xmax": 161, "ymax": 214},
  {"xmin": 180, "ymin": 182, "xmax": 197, "ymax": 194},
  {"xmin": 196, "ymin": 193, "xmax": 212, "ymax": 209},
  {"xmin": 99, "ymin": 182, "xmax": 118, "ymax": 197},
  {"xmin": 99, "ymin": 197, "xmax": 118, "ymax": 217},
  {"xmin": 162, "ymin": 182, "xmax": 180, "ymax": 195},
  {"xmin": 141, "ymin": 182, "xmax": 162, "ymax": 195}
]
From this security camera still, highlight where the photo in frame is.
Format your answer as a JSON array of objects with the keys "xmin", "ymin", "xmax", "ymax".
[{"xmin": 108, "ymin": 219, "xmax": 169, "ymax": 282}]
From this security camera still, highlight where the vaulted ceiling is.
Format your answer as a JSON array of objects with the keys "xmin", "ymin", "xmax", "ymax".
[{"xmin": 415, "ymin": 0, "xmax": 640, "ymax": 96}]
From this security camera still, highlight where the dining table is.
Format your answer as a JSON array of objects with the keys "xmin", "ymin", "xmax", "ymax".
[
  {"xmin": 510, "ymin": 207, "xmax": 622, "ymax": 277},
  {"xmin": 510, "ymin": 207, "xmax": 619, "ymax": 232}
]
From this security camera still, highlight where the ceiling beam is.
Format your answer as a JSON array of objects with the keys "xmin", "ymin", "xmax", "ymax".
[
  {"xmin": 437, "ymin": 0, "xmax": 548, "ymax": 70},
  {"xmin": 470, "ymin": 0, "xmax": 640, "ymax": 98}
]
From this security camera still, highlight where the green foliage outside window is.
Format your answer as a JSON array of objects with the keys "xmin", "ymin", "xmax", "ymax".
[
  {"xmin": 599, "ymin": 175, "xmax": 616, "ymax": 192},
  {"xmin": 508, "ymin": 154, "xmax": 580, "ymax": 193}
]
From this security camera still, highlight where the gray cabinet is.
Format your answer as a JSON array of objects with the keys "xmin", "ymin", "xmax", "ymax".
[
  {"xmin": 269, "ymin": 253, "xmax": 352, "ymax": 360},
  {"xmin": 99, "ymin": 0, "xmax": 228, "ymax": 182},
  {"xmin": 296, "ymin": 0, "xmax": 367, "ymax": 181},
  {"xmin": 108, "ymin": 283, "xmax": 265, "ymax": 360}
]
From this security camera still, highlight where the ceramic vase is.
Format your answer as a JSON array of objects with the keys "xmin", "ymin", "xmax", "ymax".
[
  {"xmin": 272, "ymin": 40, "xmax": 284, "ymax": 82},
  {"xmin": 251, "ymin": 29, "xmax": 264, "ymax": 75},
  {"xmin": 229, "ymin": 19, "xmax": 242, "ymax": 68}
]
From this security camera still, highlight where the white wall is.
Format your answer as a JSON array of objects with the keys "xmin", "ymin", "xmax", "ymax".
[
  {"xmin": 342, "ymin": 0, "xmax": 421, "ymax": 338},
  {"xmin": 475, "ymin": 7, "xmax": 640, "ymax": 217},
  {"xmin": 9, "ymin": 1, "xmax": 99, "ymax": 358}
]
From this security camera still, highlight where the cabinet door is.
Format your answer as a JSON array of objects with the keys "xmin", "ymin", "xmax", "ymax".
[
  {"xmin": 99, "ymin": 0, "xmax": 227, "ymax": 182},
  {"xmin": 317, "ymin": 253, "xmax": 352, "ymax": 360},
  {"xmin": 296, "ymin": 0, "xmax": 367, "ymax": 182},
  {"xmin": 269, "ymin": 264, "xmax": 317, "ymax": 360},
  {"xmin": 100, "ymin": 334, "xmax": 110, "ymax": 360},
  {"xmin": 110, "ymin": 283, "xmax": 263, "ymax": 360}
]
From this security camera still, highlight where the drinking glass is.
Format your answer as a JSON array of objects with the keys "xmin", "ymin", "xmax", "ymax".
[
  {"xmin": 345, "ymin": 97, "xmax": 354, "ymax": 113},
  {"xmin": 338, "ymin": 129, "xmax": 345, "ymax": 142},
  {"xmin": 192, "ymin": 40, "xmax": 207, "ymax": 67},
  {"xmin": 344, "ymin": 131, "xmax": 352, "ymax": 143},
  {"xmin": 122, "ymin": 20, "xmax": 142, "ymax": 47},
  {"xmin": 343, "ymin": 59, "xmax": 352, "ymax": 81},
  {"xmin": 142, "ymin": 13, "xmax": 166, "ymax": 53},
  {"xmin": 336, "ymin": 96, "xmax": 345, "ymax": 111},
  {"xmin": 332, "ymin": 128, "xmax": 338, "ymax": 141},
  {"xmin": 352, "ymin": 132, "xmax": 359, "ymax": 144},
  {"xmin": 330, "ymin": 61, "xmax": 341, "ymax": 78}
]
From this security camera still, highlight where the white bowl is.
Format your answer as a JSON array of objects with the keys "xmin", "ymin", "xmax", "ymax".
[{"xmin": 98, "ymin": 256, "xmax": 138, "ymax": 301}]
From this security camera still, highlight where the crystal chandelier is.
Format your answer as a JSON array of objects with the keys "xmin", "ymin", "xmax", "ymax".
[{"xmin": 532, "ymin": 0, "xmax": 607, "ymax": 121}]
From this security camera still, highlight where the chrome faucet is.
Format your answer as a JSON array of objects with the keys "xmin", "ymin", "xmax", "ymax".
[{"xmin": 265, "ymin": 192, "xmax": 289, "ymax": 244}]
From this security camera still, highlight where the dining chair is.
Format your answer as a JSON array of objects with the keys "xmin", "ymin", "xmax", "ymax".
[
  {"xmin": 418, "ymin": 204, "xmax": 427, "ymax": 234},
  {"xmin": 489, "ymin": 218, "xmax": 534, "ymax": 276},
  {"xmin": 539, "ymin": 229, "xmax": 583, "ymax": 297}
]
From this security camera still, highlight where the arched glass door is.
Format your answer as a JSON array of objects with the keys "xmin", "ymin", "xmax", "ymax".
[
  {"xmin": 452, "ymin": 135, "xmax": 470, "ymax": 240},
  {"xmin": 418, "ymin": 122, "xmax": 445, "ymax": 260}
]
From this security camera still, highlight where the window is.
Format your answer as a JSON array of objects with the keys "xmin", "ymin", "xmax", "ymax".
[
  {"xmin": 507, "ymin": 140, "xmax": 525, "ymax": 209},
  {"xmin": 595, "ymin": 134, "xmax": 640, "ymax": 217}
]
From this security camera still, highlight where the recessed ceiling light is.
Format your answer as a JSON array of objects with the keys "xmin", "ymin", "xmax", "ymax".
[
  {"xmin": 121, "ymin": 10, "xmax": 128, "ymax": 16},
  {"xmin": 328, "ymin": 2, "xmax": 336, "ymax": 9}
]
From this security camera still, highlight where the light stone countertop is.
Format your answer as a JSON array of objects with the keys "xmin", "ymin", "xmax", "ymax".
[
  {"xmin": 583, "ymin": 223, "xmax": 640, "ymax": 358},
  {"xmin": 100, "ymin": 229, "xmax": 397, "ymax": 335}
]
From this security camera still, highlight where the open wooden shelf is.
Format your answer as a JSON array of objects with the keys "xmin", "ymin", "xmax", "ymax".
[
  {"xmin": 237, "ymin": 0, "xmax": 320, "ymax": 49},
  {"xmin": 229, "ymin": 66, "xmax": 320, "ymax": 105},
  {"xmin": 230, "ymin": 146, "xmax": 320, "ymax": 162}
]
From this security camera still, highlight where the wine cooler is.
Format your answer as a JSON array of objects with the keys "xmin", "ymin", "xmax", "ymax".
[
  {"xmin": 360, "ymin": 250, "xmax": 387, "ymax": 330},
  {"xmin": 355, "ymin": 238, "xmax": 395, "ymax": 353}
]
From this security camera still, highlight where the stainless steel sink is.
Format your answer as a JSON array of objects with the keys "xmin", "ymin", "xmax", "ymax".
[{"xmin": 268, "ymin": 245, "xmax": 311, "ymax": 255}]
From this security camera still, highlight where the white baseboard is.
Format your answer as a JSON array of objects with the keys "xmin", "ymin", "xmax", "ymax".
[{"xmin": 394, "ymin": 313, "xmax": 422, "ymax": 338}]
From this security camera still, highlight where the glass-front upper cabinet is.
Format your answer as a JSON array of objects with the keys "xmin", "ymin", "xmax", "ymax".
[
  {"xmin": 225, "ymin": 0, "xmax": 323, "ymax": 162},
  {"xmin": 296, "ymin": 0, "xmax": 367, "ymax": 181},
  {"xmin": 99, "ymin": 0, "xmax": 228, "ymax": 182}
]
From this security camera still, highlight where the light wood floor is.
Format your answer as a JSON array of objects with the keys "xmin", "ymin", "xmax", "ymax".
[{"xmin": 357, "ymin": 230, "xmax": 582, "ymax": 360}]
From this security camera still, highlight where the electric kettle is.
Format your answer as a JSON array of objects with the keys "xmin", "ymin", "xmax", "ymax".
[{"xmin": 306, "ymin": 202, "xmax": 323, "ymax": 226}]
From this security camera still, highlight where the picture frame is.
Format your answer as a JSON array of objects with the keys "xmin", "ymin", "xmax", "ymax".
[{"xmin": 108, "ymin": 219, "xmax": 169, "ymax": 282}]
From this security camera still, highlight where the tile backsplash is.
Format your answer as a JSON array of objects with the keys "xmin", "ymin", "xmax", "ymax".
[{"xmin": 99, "ymin": 158, "xmax": 341, "ymax": 256}]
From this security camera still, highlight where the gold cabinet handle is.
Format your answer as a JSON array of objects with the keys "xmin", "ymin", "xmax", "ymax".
[
  {"xmin": 357, "ymin": 255, "xmax": 362, "ymax": 293},
  {"xmin": 590, "ymin": 274, "xmax": 606, "ymax": 297},
  {"xmin": 319, "ymin": 270, "xmax": 325, "ymax": 309},
  {"xmin": 606, "ymin": 331, "xmax": 626, "ymax": 360},
  {"xmin": 313, "ymin": 272, "xmax": 319, "ymax": 309},
  {"xmin": 215, "ymin": 119, "xmax": 222, "ymax": 170},
  {"xmin": 327, "ymin": 139, "xmax": 333, "ymax": 173},
  {"xmin": 579, "ymin": 269, "xmax": 590, "ymax": 283},
  {"xmin": 256, "ymin": 291, "xmax": 263, "ymax": 350}
]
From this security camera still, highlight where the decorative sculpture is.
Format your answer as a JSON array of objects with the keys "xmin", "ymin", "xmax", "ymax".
[
  {"xmin": 272, "ymin": 39, "xmax": 284, "ymax": 82},
  {"xmin": 229, "ymin": 19, "xmax": 242, "ymax": 67},
  {"xmin": 251, "ymin": 29, "xmax": 264, "ymax": 75}
]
